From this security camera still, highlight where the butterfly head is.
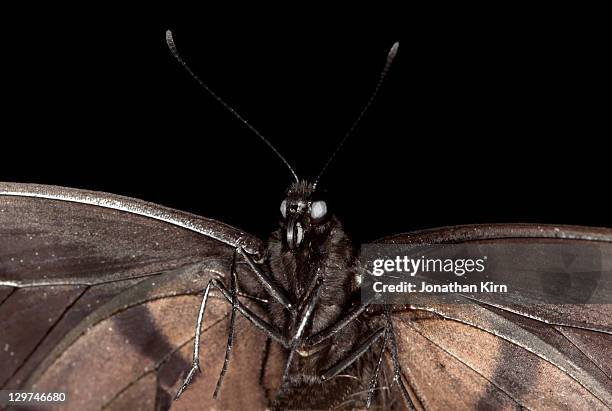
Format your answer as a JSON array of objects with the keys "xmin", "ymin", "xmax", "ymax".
[{"xmin": 279, "ymin": 180, "xmax": 331, "ymax": 251}]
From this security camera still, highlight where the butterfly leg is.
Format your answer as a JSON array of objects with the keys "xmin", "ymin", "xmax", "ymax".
[
  {"xmin": 320, "ymin": 327, "xmax": 386, "ymax": 382},
  {"xmin": 282, "ymin": 280, "xmax": 324, "ymax": 382},
  {"xmin": 383, "ymin": 305, "xmax": 402, "ymax": 383},
  {"xmin": 212, "ymin": 250, "xmax": 239, "ymax": 398},
  {"xmin": 175, "ymin": 275, "xmax": 289, "ymax": 400},
  {"xmin": 206, "ymin": 278, "xmax": 288, "ymax": 346},
  {"xmin": 306, "ymin": 300, "xmax": 417, "ymax": 410},
  {"xmin": 366, "ymin": 327, "xmax": 390, "ymax": 408},
  {"xmin": 305, "ymin": 293, "xmax": 375, "ymax": 346},
  {"xmin": 175, "ymin": 277, "xmax": 216, "ymax": 400},
  {"xmin": 238, "ymin": 247, "xmax": 294, "ymax": 312},
  {"xmin": 383, "ymin": 305, "xmax": 417, "ymax": 411}
]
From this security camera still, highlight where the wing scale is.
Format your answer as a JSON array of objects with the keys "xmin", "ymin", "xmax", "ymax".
[
  {"xmin": 379, "ymin": 224, "xmax": 612, "ymax": 410},
  {"xmin": 0, "ymin": 182, "xmax": 269, "ymax": 411}
]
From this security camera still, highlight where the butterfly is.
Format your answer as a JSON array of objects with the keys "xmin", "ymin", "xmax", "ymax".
[{"xmin": 1, "ymin": 31, "xmax": 610, "ymax": 411}]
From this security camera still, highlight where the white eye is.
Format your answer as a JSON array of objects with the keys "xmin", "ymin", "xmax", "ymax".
[
  {"xmin": 280, "ymin": 199, "xmax": 287, "ymax": 218},
  {"xmin": 310, "ymin": 200, "xmax": 327, "ymax": 221}
]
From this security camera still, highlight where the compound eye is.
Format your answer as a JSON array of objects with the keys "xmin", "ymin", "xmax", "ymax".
[
  {"xmin": 280, "ymin": 199, "xmax": 287, "ymax": 218},
  {"xmin": 310, "ymin": 200, "xmax": 327, "ymax": 222}
]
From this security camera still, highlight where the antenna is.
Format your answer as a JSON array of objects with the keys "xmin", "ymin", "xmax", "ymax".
[
  {"xmin": 165, "ymin": 30, "xmax": 299, "ymax": 183},
  {"xmin": 313, "ymin": 42, "xmax": 399, "ymax": 189}
]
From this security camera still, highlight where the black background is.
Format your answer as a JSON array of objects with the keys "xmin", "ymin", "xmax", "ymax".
[{"xmin": 3, "ymin": 7, "xmax": 610, "ymax": 244}]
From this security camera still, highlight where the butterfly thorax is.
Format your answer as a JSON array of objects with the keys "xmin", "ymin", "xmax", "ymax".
[
  {"xmin": 267, "ymin": 215, "xmax": 361, "ymax": 338},
  {"xmin": 267, "ymin": 181, "xmax": 361, "ymax": 339},
  {"xmin": 263, "ymin": 183, "xmax": 382, "ymax": 408}
]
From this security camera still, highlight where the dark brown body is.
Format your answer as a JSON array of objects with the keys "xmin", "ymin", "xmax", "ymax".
[
  {"xmin": 1, "ymin": 183, "xmax": 612, "ymax": 411},
  {"xmin": 262, "ymin": 181, "xmax": 390, "ymax": 409},
  {"xmin": 266, "ymin": 218, "xmax": 382, "ymax": 409}
]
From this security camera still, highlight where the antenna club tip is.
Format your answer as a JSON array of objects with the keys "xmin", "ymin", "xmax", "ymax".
[
  {"xmin": 166, "ymin": 30, "xmax": 177, "ymax": 48},
  {"xmin": 166, "ymin": 30, "xmax": 178, "ymax": 53},
  {"xmin": 388, "ymin": 42, "xmax": 399, "ymax": 60}
]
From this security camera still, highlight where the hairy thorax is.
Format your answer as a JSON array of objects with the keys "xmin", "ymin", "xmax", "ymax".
[{"xmin": 266, "ymin": 217, "xmax": 369, "ymax": 376}]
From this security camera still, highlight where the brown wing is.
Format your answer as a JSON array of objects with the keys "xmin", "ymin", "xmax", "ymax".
[
  {"xmin": 377, "ymin": 224, "xmax": 612, "ymax": 410},
  {"xmin": 23, "ymin": 262, "xmax": 273, "ymax": 411},
  {"xmin": 0, "ymin": 182, "xmax": 270, "ymax": 410}
]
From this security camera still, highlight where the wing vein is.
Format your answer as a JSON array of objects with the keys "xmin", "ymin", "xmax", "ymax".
[
  {"xmin": 1, "ymin": 286, "xmax": 89, "ymax": 389},
  {"xmin": 556, "ymin": 326, "xmax": 612, "ymax": 381},
  {"xmin": 0, "ymin": 287, "xmax": 17, "ymax": 306},
  {"xmin": 402, "ymin": 318, "xmax": 529, "ymax": 410},
  {"xmin": 405, "ymin": 308, "xmax": 612, "ymax": 408},
  {"xmin": 463, "ymin": 296, "xmax": 612, "ymax": 335},
  {"xmin": 1, "ymin": 267, "xmax": 180, "ymax": 288},
  {"xmin": 100, "ymin": 313, "xmax": 230, "ymax": 410}
]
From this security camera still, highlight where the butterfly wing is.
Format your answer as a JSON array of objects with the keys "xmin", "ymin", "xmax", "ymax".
[
  {"xmin": 377, "ymin": 224, "xmax": 612, "ymax": 410},
  {"xmin": 0, "ymin": 182, "xmax": 270, "ymax": 410}
]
